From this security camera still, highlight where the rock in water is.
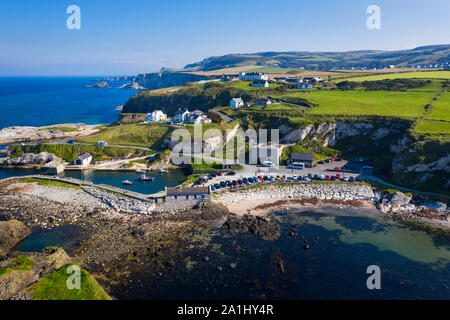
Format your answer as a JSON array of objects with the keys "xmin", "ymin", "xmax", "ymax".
[
  {"xmin": 222, "ymin": 214, "xmax": 281, "ymax": 241},
  {"xmin": 0, "ymin": 220, "xmax": 31, "ymax": 257}
]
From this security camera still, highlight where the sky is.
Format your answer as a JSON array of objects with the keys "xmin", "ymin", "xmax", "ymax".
[{"xmin": 0, "ymin": 0, "xmax": 449, "ymax": 76}]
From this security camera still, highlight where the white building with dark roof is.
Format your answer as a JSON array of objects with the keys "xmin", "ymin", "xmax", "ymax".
[
  {"xmin": 230, "ymin": 97, "xmax": 245, "ymax": 108},
  {"xmin": 146, "ymin": 110, "xmax": 167, "ymax": 123},
  {"xmin": 74, "ymin": 153, "xmax": 92, "ymax": 166}
]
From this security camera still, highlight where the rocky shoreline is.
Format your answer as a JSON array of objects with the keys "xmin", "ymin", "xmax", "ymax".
[
  {"xmin": 214, "ymin": 183, "xmax": 450, "ymax": 230},
  {"xmin": 0, "ymin": 177, "xmax": 449, "ymax": 300},
  {"xmin": 0, "ymin": 123, "xmax": 101, "ymax": 145}
]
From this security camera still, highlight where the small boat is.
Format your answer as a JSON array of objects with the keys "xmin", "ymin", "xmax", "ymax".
[
  {"xmin": 135, "ymin": 169, "xmax": 146, "ymax": 174},
  {"xmin": 139, "ymin": 174, "xmax": 155, "ymax": 182},
  {"xmin": 157, "ymin": 169, "xmax": 168, "ymax": 173},
  {"xmin": 122, "ymin": 180, "xmax": 134, "ymax": 186}
]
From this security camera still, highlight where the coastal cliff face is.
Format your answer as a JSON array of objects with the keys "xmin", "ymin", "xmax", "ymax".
[
  {"xmin": 135, "ymin": 71, "xmax": 209, "ymax": 91},
  {"xmin": 0, "ymin": 220, "xmax": 31, "ymax": 257},
  {"xmin": 280, "ymin": 120, "xmax": 449, "ymax": 193}
]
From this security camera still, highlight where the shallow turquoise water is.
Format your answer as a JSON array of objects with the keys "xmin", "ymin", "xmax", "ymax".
[
  {"xmin": 59, "ymin": 169, "xmax": 188, "ymax": 194},
  {"xmin": 0, "ymin": 168, "xmax": 189, "ymax": 194},
  {"xmin": 121, "ymin": 208, "xmax": 450, "ymax": 300}
]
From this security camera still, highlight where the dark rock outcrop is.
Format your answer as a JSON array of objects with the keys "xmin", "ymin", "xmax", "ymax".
[
  {"xmin": 0, "ymin": 220, "xmax": 31, "ymax": 257},
  {"xmin": 0, "ymin": 247, "xmax": 71, "ymax": 300},
  {"xmin": 222, "ymin": 214, "xmax": 281, "ymax": 241}
]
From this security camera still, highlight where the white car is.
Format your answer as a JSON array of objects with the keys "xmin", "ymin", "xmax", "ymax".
[
  {"xmin": 263, "ymin": 161, "xmax": 274, "ymax": 167},
  {"xmin": 319, "ymin": 175, "xmax": 325, "ymax": 180},
  {"xmin": 292, "ymin": 175, "xmax": 298, "ymax": 180}
]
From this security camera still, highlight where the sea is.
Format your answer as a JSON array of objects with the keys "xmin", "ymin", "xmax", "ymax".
[{"xmin": 0, "ymin": 76, "xmax": 138, "ymax": 129}]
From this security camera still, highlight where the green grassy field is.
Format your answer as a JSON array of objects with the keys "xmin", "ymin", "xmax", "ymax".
[
  {"xmin": 17, "ymin": 178, "xmax": 81, "ymax": 189},
  {"xmin": 78, "ymin": 124, "xmax": 173, "ymax": 149},
  {"xmin": 424, "ymin": 92, "xmax": 450, "ymax": 121},
  {"xmin": 28, "ymin": 263, "xmax": 111, "ymax": 300},
  {"xmin": 414, "ymin": 120, "xmax": 450, "ymax": 135},
  {"xmin": 10, "ymin": 143, "xmax": 151, "ymax": 162},
  {"xmin": 336, "ymin": 71, "xmax": 450, "ymax": 82},
  {"xmin": 299, "ymin": 90, "xmax": 437, "ymax": 117},
  {"xmin": 224, "ymin": 80, "xmax": 283, "ymax": 91}
]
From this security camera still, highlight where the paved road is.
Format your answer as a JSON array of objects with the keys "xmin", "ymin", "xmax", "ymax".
[{"xmin": 211, "ymin": 110, "xmax": 234, "ymax": 123}]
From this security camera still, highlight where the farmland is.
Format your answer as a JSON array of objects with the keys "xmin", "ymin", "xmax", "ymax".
[
  {"xmin": 336, "ymin": 71, "xmax": 450, "ymax": 82},
  {"xmin": 77, "ymin": 124, "xmax": 173, "ymax": 149},
  {"xmin": 293, "ymin": 90, "xmax": 438, "ymax": 118}
]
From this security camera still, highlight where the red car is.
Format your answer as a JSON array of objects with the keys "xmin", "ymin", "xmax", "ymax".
[
  {"xmin": 334, "ymin": 167, "xmax": 340, "ymax": 170},
  {"xmin": 325, "ymin": 175, "xmax": 331, "ymax": 180},
  {"xmin": 336, "ymin": 173, "xmax": 341, "ymax": 179}
]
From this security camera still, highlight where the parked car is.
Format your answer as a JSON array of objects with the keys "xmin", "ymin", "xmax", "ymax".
[
  {"xmin": 325, "ymin": 175, "xmax": 330, "ymax": 180},
  {"xmin": 214, "ymin": 183, "xmax": 221, "ymax": 189},
  {"xmin": 343, "ymin": 176, "xmax": 349, "ymax": 182},
  {"xmin": 226, "ymin": 171, "xmax": 236, "ymax": 176},
  {"xmin": 216, "ymin": 172, "xmax": 223, "ymax": 176},
  {"xmin": 303, "ymin": 175, "xmax": 309, "ymax": 181},
  {"xmin": 308, "ymin": 174, "xmax": 313, "ymax": 179},
  {"xmin": 297, "ymin": 176, "xmax": 303, "ymax": 181},
  {"xmin": 319, "ymin": 175, "xmax": 325, "ymax": 180},
  {"xmin": 331, "ymin": 176, "xmax": 336, "ymax": 181},
  {"xmin": 349, "ymin": 176, "xmax": 355, "ymax": 182},
  {"xmin": 292, "ymin": 175, "xmax": 298, "ymax": 180},
  {"xmin": 334, "ymin": 167, "xmax": 340, "ymax": 170},
  {"xmin": 210, "ymin": 185, "xmax": 216, "ymax": 191},
  {"xmin": 313, "ymin": 174, "xmax": 319, "ymax": 180}
]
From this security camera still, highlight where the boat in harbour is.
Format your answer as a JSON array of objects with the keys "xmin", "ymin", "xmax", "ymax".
[
  {"xmin": 139, "ymin": 174, "xmax": 155, "ymax": 182},
  {"xmin": 157, "ymin": 169, "xmax": 168, "ymax": 173},
  {"xmin": 122, "ymin": 180, "xmax": 134, "ymax": 185},
  {"xmin": 135, "ymin": 169, "xmax": 146, "ymax": 174}
]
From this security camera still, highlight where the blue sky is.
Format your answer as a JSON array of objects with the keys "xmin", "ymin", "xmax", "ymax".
[{"xmin": 0, "ymin": 0, "xmax": 449, "ymax": 76}]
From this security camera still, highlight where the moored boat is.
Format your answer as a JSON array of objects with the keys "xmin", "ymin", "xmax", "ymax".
[
  {"xmin": 122, "ymin": 180, "xmax": 134, "ymax": 185},
  {"xmin": 139, "ymin": 174, "xmax": 154, "ymax": 182},
  {"xmin": 135, "ymin": 169, "xmax": 146, "ymax": 173},
  {"xmin": 157, "ymin": 169, "xmax": 168, "ymax": 173}
]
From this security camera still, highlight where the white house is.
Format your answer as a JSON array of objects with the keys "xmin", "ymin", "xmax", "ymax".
[
  {"xmin": 255, "ymin": 98, "xmax": 272, "ymax": 106},
  {"xmin": 187, "ymin": 110, "xmax": 212, "ymax": 124},
  {"xmin": 294, "ymin": 83, "xmax": 313, "ymax": 89},
  {"xmin": 192, "ymin": 114, "xmax": 212, "ymax": 124},
  {"xmin": 174, "ymin": 109, "xmax": 191, "ymax": 123},
  {"xmin": 230, "ymin": 97, "xmax": 245, "ymax": 108},
  {"xmin": 239, "ymin": 72, "xmax": 269, "ymax": 81},
  {"xmin": 146, "ymin": 110, "xmax": 167, "ymax": 123},
  {"xmin": 251, "ymin": 80, "xmax": 270, "ymax": 88},
  {"xmin": 74, "ymin": 153, "xmax": 92, "ymax": 166}
]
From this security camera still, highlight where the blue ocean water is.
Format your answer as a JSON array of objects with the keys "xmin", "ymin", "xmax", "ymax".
[{"xmin": 0, "ymin": 77, "xmax": 138, "ymax": 129}]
